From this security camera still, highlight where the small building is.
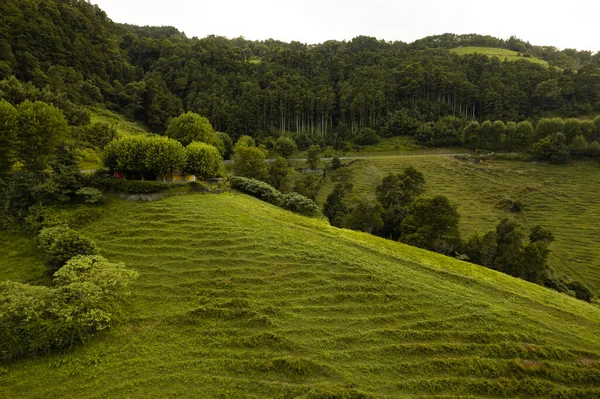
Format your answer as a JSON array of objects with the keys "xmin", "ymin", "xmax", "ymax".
[{"xmin": 156, "ymin": 172, "xmax": 196, "ymax": 183}]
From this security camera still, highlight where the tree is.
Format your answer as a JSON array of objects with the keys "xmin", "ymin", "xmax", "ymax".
[
  {"xmin": 493, "ymin": 218, "xmax": 525, "ymax": 276},
  {"xmin": 215, "ymin": 132, "xmax": 233, "ymax": 159},
  {"xmin": 569, "ymin": 135, "xmax": 589, "ymax": 156},
  {"xmin": 184, "ymin": 142, "xmax": 223, "ymax": 180},
  {"xmin": 86, "ymin": 122, "xmax": 117, "ymax": 148},
  {"xmin": 514, "ymin": 121, "xmax": 535, "ymax": 151},
  {"xmin": 234, "ymin": 135, "xmax": 256, "ymax": 151},
  {"xmin": 535, "ymin": 118, "xmax": 565, "ymax": 141},
  {"xmin": 0, "ymin": 100, "xmax": 18, "ymax": 176},
  {"xmin": 345, "ymin": 196, "xmax": 384, "ymax": 234},
  {"xmin": 16, "ymin": 100, "xmax": 69, "ymax": 172},
  {"xmin": 274, "ymin": 136, "xmax": 298, "ymax": 158},
  {"xmin": 400, "ymin": 195, "xmax": 460, "ymax": 254},
  {"xmin": 323, "ymin": 182, "xmax": 352, "ymax": 227},
  {"xmin": 145, "ymin": 136, "xmax": 186, "ymax": 180},
  {"xmin": 268, "ymin": 156, "xmax": 290, "ymax": 189},
  {"xmin": 165, "ymin": 112, "xmax": 218, "ymax": 147},
  {"xmin": 307, "ymin": 145, "xmax": 321, "ymax": 170},
  {"xmin": 461, "ymin": 121, "xmax": 480, "ymax": 149},
  {"xmin": 532, "ymin": 132, "xmax": 570, "ymax": 164},
  {"xmin": 376, "ymin": 167, "xmax": 426, "ymax": 240},
  {"xmin": 233, "ymin": 145, "xmax": 268, "ymax": 181}
]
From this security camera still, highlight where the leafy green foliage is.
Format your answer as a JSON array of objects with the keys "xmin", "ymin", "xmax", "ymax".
[
  {"xmin": 400, "ymin": 195, "xmax": 461, "ymax": 254},
  {"xmin": 165, "ymin": 112, "xmax": 217, "ymax": 147},
  {"xmin": 144, "ymin": 136, "xmax": 186, "ymax": 179},
  {"xmin": 323, "ymin": 183, "xmax": 352, "ymax": 227},
  {"xmin": 184, "ymin": 142, "xmax": 224, "ymax": 180},
  {"xmin": 281, "ymin": 192, "xmax": 322, "ymax": 217},
  {"xmin": 103, "ymin": 135, "xmax": 187, "ymax": 180},
  {"xmin": 376, "ymin": 167, "xmax": 425, "ymax": 240},
  {"xmin": 233, "ymin": 145, "xmax": 268, "ymax": 181},
  {"xmin": 345, "ymin": 196, "xmax": 384, "ymax": 234},
  {"xmin": 230, "ymin": 176, "xmax": 283, "ymax": 206},
  {"xmin": 532, "ymin": 132, "xmax": 570, "ymax": 164},
  {"xmin": 215, "ymin": 131, "xmax": 233, "ymax": 159},
  {"xmin": 38, "ymin": 226, "xmax": 98, "ymax": 275},
  {"xmin": 84, "ymin": 122, "xmax": 117, "ymax": 149},
  {"xmin": 76, "ymin": 187, "xmax": 104, "ymax": 204},
  {"xmin": 307, "ymin": 145, "xmax": 321, "ymax": 170},
  {"xmin": 268, "ymin": 156, "xmax": 291, "ymax": 189},
  {"xmin": 16, "ymin": 100, "xmax": 69, "ymax": 171},
  {"xmin": 0, "ymin": 255, "xmax": 138, "ymax": 362},
  {"xmin": 274, "ymin": 136, "xmax": 298, "ymax": 158},
  {"xmin": 0, "ymin": 99, "xmax": 18, "ymax": 175}
]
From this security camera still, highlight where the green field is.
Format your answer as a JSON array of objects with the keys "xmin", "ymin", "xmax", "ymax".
[
  {"xmin": 317, "ymin": 155, "xmax": 600, "ymax": 296},
  {"xmin": 2, "ymin": 193, "xmax": 600, "ymax": 397},
  {"xmin": 450, "ymin": 47, "xmax": 549, "ymax": 67}
]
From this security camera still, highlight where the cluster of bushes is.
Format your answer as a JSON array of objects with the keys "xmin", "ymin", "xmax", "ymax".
[
  {"xmin": 230, "ymin": 176, "xmax": 321, "ymax": 217},
  {"xmin": 0, "ymin": 220, "xmax": 138, "ymax": 362},
  {"xmin": 0, "ymin": 255, "xmax": 138, "ymax": 362},
  {"xmin": 103, "ymin": 135, "xmax": 224, "ymax": 181}
]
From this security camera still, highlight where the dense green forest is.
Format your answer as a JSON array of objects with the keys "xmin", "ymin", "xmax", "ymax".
[{"xmin": 1, "ymin": 0, "xmax": 600, "ymax": 148}]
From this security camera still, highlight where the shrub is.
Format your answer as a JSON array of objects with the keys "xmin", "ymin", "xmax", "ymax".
[
  {"xmin": 38, "ymin": 226, "xmax": 98, "ymax": 275},
  {"xmin": 281, "ymin": 192, "xmax": 322, "ymax": 216},
  {"xmin": 230, "ymin": 176, "xmax": 283, "ymax": 206},
  {"xmin": 76, "ymin": 187, "xmax": 104, "ymax": 204},
  {"xmin": 567, "ymin": 281, "xmax": 594, "ymax": 302},
  {"xmin": 0, "ymin": 255, "xmax": 138, "ymax": 362},
  {"xmin": 331, "ymin": 156, "xmax": 342, "ymax": 169}
]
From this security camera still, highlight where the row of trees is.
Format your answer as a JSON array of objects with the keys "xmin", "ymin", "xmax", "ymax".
[{"xmin": 103, "ymin": 135, "xmax": 223, "ymax": 181}]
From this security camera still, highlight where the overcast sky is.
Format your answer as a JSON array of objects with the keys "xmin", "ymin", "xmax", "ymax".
[{"xmin": 91, "ymin": 0, "xmax": 600, "ymax": 51}]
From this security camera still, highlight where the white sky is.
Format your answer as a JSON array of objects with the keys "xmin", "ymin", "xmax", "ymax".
[{"xmin": 92, "ymin": 0, "xmax": 600, "ymax": 52}]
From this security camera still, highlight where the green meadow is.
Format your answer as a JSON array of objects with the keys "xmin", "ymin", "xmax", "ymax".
[
  {"xmin": 450, "ymin": 47, "xmax": 549, "ymax": 66},
  {"xmin": 317, "ymin": 155, "xmax": 600, "ymax": 296},
  {"xmin": 1, "ymin": 192, "xmax": 600, "ymax": 398}
]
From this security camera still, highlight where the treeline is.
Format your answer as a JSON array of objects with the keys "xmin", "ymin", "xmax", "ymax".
[
  {"xmin": 2, "ymin": 0, "xmax": 600, "ymax": 147},
  {"xmin": 409, "ymin": 115, "xmax": 600, "ymax": 163}
]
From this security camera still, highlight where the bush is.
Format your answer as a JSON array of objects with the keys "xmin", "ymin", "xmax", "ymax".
[
  {"xmin": 331, "ymin": 156, "xmax": 341, "ymax": 169},
  {"xmin": 103, "ymin": 179, "xmax": 174, "ymax": 194},
  {"xmin": 0, "ymin": 255, "xmax": 138, "ymax": 362},
  {"xmin": 567, "ymin": 281, "xmax": 594, "ymax": 302},
  {"xmin": 76, "ymin": 187, "xmax": 104, "ymax": 204},
  {"xmin": 230, "ymin": 176, "xmax": 283, "ymax": 206},
  {"xmin": 38, "ymin": 226, "xmax": 98, "ymax": 275},
  {"xmin": 281, "ymin": 192, "xmax": 322, "ymax": 216}
]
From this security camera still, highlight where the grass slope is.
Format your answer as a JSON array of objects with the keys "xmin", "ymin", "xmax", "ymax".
[
  {"xmin": 2, "ymin": 193, "xmax": 600, "ymax": 398},
  {"xmin": 451, "ymin": 47, "xmax": 549, "ymax": 67},
  {"xmin": 317, "ymin": 156, "xmax": 600, "ymax": 296},
  {"xmin": 78, "ymin": 108, "xmax": 152, "ymax": 170}
]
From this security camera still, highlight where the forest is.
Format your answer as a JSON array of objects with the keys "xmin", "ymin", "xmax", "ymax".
[{"xmin": 1, "ymin": 0, "xmax": 600, "ymax": 149}]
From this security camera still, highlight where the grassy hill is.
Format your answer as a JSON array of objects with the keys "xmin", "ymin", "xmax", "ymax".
[
  {"xmin": 77, "ymin": 108, "xmax": 152, "ymax": 170},
  {"xmin": 451, "ymin": 47, "xmax": 549, "ymax": 67},
  {"xmin": 2, "ymin": 192, "xmax": 600, "ymax": 398},
  {"xmin": 317, "ymin": 155, "xmax": 600, "ymax": 297}
]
